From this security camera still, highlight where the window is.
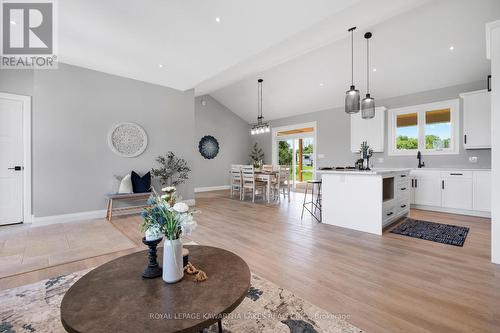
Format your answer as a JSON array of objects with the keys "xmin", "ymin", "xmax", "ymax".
[
  {"xmin": 396, "ymin": 112, "xmax": 418, "ymax": 150},
  {"xmin": 388, "ymin": 99, "xmax": 459, "ymax": 156},
  {"xmin": 425, "ymin": 109, "xmax": 451, "ymax": 149}
]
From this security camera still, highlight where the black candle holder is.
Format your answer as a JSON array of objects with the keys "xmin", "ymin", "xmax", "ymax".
[{"xmin": 142, "ymin": 237, "xmax": 163, "ymax": 279}]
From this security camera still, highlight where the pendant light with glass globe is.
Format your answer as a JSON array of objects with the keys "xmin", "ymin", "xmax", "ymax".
[
  {"xmin": 361, "ymin": 32, "xmax": 375, "ymax": 119},
  {"xmin": 345, "ymin": 27, "xmax": 360, "ymax": 114}
]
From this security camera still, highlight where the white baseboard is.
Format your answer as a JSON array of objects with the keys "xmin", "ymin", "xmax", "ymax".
[
  {"xmin": 31, "ymin": 199, "xmax": 196, "ymax": 226},
  {"xmin": 31, "ymin": 209, "xmax": 107, "ymax": 226},
  {"xmin": 411, "ymin": 204, "xmax": 491, "ymax": 218},
  {"xmin": 194, "ymin": 185, "xmax": 230, "ymax": 193}
]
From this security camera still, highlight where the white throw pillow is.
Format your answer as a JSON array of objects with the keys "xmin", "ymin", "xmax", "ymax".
[{"xmin": 118, "ymin": 174, "xmax": 133, "ymax": 194}]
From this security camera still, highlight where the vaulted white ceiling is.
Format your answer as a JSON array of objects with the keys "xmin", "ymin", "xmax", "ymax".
[
  {"xmin": 58, "ymin": 0, "xmax": 499, "ymax": 123},
  {"xmin": 208, "ymin": 0, "xmax": 500, "ymax": 123},
  {"xmin": 59, "ymin": 0, "xmax": 364, "ymax": 90}
]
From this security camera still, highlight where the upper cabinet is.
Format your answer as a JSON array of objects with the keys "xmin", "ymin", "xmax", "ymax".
[
  {"xmin": 350, "ymin": 106, "xmax": 386, "ymax": 153},
  {"xmin": 460, "ymin": 89, "xmax": 491, "ymax": 149}
]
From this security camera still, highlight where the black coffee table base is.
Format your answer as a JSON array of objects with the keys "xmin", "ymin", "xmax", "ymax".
[
  {"xmin": 199, "ymin": 319, "xmax": 222, "ymax": 333},
  {"xmin": 142, "ymin": 237, "xmax": 162, "ymax": 279}
]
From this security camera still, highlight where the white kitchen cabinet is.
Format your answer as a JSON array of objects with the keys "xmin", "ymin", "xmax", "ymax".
[
  {"xmin": 411, "ymin": 171, "xmax": 442, "ymax": 207},
  {"xmin": 473, "ymin": 171, "xmax": 491, "ymax": 212},
  {"xmin": 460, "ymin": 90, "xmax": 491, "ymax": 149},
  {"xmin": 350, "ymin": 106, "xmax": 386, "ymax": 153},
  {"xmin": 441, "ymin": 173, "xmax": 473, "ymax": 210},
  {"xmin": 410, "ymin": 169, "xmax": 490, "ymax": 216}
]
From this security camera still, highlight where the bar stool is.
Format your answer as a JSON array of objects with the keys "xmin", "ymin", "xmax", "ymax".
[{"xmin": 301, "ymin": 180, "xmax": 322, "ymax": 222}]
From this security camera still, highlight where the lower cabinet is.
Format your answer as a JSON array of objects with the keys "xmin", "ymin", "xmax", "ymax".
[
  {"xmin": 412, "ymin": 172, "xmax": 441, "ymax": 207},
  {"xmin": 441, "ymin": 173, "xmax": 473, "ymax": 210},
  {"xmin": 410, "ymin": 169, "xmax": 490, "ymax": 216}
]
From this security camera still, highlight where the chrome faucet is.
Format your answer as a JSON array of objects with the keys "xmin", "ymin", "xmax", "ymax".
[{"xmin": 417, "ymin": 151, "xmax": 425, "ymax": 168}]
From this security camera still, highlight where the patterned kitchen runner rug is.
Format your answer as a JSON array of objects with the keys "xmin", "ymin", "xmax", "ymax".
[{"xmin": 390, "ymin": 218, "xmax": 469, "ymax": 247}]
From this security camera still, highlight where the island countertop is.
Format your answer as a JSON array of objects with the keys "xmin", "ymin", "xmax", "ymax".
[{"xmin": 317, "ymin": 168, "xmax": 412, "ymax": 176}]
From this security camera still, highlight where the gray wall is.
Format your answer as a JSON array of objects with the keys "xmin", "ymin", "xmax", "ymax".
[
  {"xmin": 252, "ymin": 80, "xmax": 491, "ymax": 169},
  {"xmin": 194, "ymin": 95, "xmax": 250, "ymax": 188},
  {"xmin": 0, "ymin": 63, "xmax": 195, "ymax": 217}
]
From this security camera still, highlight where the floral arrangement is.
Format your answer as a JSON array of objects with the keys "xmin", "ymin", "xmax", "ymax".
[{"xmin": 140, "ymin": 187, "xmax": 197, "ymax": 241}]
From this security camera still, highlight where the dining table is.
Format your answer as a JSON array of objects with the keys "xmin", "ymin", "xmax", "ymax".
[{"xmin": 254, "ymin": 170, "xmax": 279, "ymax": 203}]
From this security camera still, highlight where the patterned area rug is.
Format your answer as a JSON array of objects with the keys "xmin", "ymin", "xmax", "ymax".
[
  {"xmin": 0, "ymin": 269, "xmax": 362, "ymax": 333},
  {"xmin": 390, "ymin": 218, "xmax": 469, "ymax": 246}
]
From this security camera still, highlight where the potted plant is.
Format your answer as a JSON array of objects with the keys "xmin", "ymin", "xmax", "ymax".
[
  {"xmin": 140, "ymin": 188, "xmax": 197, "ymax": 283},
  {"xmin": 151, "ymin": 152, "xmax": 191, "ymax": 186},
  {"xmin": 358, "ymin": 141, "xmax": 374, "ymax": 170},
  {"xmin": 249, "ymin": 143, "xmax": 264, "ymax": 170}
]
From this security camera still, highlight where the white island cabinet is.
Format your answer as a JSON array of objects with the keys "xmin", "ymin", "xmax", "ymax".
[{"xmin": 318, "ymin": 169, "xmax": 411, "ymax": 235}]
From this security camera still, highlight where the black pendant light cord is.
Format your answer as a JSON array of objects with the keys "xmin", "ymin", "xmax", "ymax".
[
  {"xmin": 258, "ymin": 79, "xmax": 263, "ymax": 124},
  {"xmin": 364, "ymin": 32, "xmax": 372, "ymax": 96},
  {"xmin": 348, "ymin": 27, "xmax": 356, "ymax": 87},
  {"xmin": 351, "ymin": 29, "xmax": 354, "ymax": 86},
  {"xmin": 366, "ymin": 36, "xmax": 369, "ymax": 94}
]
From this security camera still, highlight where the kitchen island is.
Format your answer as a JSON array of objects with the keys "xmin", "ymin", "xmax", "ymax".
[{"xmin": 317, "ymin": 169, "xmax": 411, "ymax": 235}]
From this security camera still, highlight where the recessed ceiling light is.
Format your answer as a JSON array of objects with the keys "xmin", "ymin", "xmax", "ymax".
[
  {"xmin": 449, "ymin": 46, "xmax": 455, "ymax": 51},
  {"xmin": 10, "ymin": 20, "xmax": 16, "ymax": 25},
  {"xmin": 319, "ymin": 83, "xmax": 324, "ymax": 87},
  {"xmin": 158, "ymin": 64, "xmax": 164, "ymax": 68},
  {"xmin": 372, "ymin": 68, "xmax": 377, "ymax": 72},
  {"xmin": 215, "ymin": 17, "xmax": 221, "ymax": 23}
]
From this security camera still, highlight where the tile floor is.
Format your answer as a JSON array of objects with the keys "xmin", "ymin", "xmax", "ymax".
[{"xmin": 0, "ymin": 219, "xmax": 136, "ymax": 278}]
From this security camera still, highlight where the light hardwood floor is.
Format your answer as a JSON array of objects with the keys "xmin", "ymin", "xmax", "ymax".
[{"xmin": 1, "ymin": 190, "xmax": 499, "ymax": 333}]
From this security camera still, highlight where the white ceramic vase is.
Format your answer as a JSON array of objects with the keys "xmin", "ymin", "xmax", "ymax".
[{"xmin": 162, "ymin": 238, "xmax": 184, "ymax": 283}]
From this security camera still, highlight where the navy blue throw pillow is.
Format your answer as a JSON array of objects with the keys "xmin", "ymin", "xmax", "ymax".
[{"xmin": 131, "ymin": 171, "xmax": 151, "ymax": 193}]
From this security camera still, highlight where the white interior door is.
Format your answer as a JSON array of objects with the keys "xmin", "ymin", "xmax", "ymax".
[{"xmin": 0, "ymin": 95, "xmax": 25, "ymax": 225}]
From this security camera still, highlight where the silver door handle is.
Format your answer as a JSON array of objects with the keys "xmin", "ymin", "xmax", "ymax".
[{"xmin": 8, "ymin": 166, "xmax": 23, "ymax": 171}]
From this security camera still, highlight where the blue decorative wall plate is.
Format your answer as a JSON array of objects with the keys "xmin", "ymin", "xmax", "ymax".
[{"xmin": 198, "ymin": 135, "xmax": 219, "ymax": 159}]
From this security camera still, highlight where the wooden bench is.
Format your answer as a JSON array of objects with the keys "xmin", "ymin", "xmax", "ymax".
[{"xmin": 105, "ymin": 192, "xmax": 152, "ymax": 221}]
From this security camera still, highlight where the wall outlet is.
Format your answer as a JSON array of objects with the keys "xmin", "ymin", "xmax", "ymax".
[
  {"xmin": 469, "ymin": 156, "xmax": 478, "ymax": 163},
  {"xmin": 318, "ymin": 154, "xmax": 325, "ymax": 159}
]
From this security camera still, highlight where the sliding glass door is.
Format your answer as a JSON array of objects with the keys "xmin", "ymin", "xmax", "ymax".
[{"xmin": 276, "ymin": 135, "xmax": 315, "ymax": 191}]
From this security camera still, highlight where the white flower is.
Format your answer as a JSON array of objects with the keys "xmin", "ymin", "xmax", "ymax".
[
  {"xmin": 162, "ymin": 186, "xmax": 176, "ymax": 193},
  {"xmin": 173, "ymin": 202, "xmax": 189, "ymax": 213}
]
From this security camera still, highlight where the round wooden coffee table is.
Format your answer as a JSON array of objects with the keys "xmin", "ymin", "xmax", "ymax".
[{"xmin": 60, "ymin": 245, "xmax": 251, "ymax": 333}]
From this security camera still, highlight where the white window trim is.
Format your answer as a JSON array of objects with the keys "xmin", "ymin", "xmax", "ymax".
[{"xmin": 388, "ymin": 99, "xmax": 460, "ymax": 156}]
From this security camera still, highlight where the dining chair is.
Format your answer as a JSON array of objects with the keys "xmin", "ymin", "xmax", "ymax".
[
  {"xmin": 229, "ymin": 165, "xmax": 243, "ymax": 199},
  {"xmin": 262, "ymin": 164, "xmax": 274, "ymax": 172},
  {"xmin": 241, "ymin": 165, "xmax": 266, "ymax": 202},
  {"xmin": 275, "ymin": 165, "xmax": 291, "ymax": 202}
]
